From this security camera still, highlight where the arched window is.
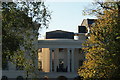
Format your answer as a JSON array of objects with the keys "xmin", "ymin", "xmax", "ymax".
[
  {"xmin": 16, "ymin": 76, "xmax": 24, "ymax": 80},
  {"xmin": 1, "ymin": 76, "xmax": 8, "ymax": 80}
]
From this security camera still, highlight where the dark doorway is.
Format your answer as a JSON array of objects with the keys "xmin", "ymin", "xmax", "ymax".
[{"xmin": 57, "ymin": 59, "xmax": 67, "ymax": 72}]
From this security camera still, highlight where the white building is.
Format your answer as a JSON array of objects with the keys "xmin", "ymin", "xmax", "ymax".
[{"xmin": 2, "ymin": 19, "xmax": 95, "ymax": 80}]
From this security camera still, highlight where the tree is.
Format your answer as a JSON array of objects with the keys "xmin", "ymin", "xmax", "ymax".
[
  {"xmin": 78, "ymin": 1, "xmax": 120, "ymax": 79},
  {"xmin": 2, "ymin": 1, "xmax": 51, "ymax": 55},
  {"xmin": 2, "ymin": 1, "xmax": 51, "ymax": 79}
]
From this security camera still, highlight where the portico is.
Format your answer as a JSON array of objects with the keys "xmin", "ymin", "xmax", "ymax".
[{"xmin": 38, "ymin": 39, "xmax": 84, "ymax": 73}]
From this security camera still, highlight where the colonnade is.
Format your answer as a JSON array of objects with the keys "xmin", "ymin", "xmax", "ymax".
[{"xmin": 49, "ymin": 48, "xmax": 75, "ymax": 72}]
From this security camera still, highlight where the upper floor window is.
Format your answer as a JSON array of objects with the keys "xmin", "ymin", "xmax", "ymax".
[{"xmin": 59, "ymin": 48, "xmax": 64, "ymax": 52}]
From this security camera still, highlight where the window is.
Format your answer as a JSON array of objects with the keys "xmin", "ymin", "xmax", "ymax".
[
  {"xmin": 79, "ymin": 48, "xmax": 83, "ymax": 53},
  {"xmin": 59, "ymin": 48, "xmax": 64, "ymax": 52},
  {"xmin": 86, "ymin": 36, "xmax": 88, "ymax": 39},
  {"xmin": 79, "ymin": 60, "xmax": 83, "ymax": 66},
  {"xmin": 2, "ymin": 76, "xmax": 8, "ymax": 80},
  {"xmin": 16, "ymin": 64, "xmax": 24, "ymax": 70},
  {"xmin": 38, "ymin": 61, "xmax": 42, "ymax": 71},
  {"xmin": 16, "ymin": 60, "xmax": 24, "ymax": 70},
  {"xmin": 38, "ymin": 48, "xmax": 42, "ymax": 53},
  {"xmin": 2, "ymin": 59, "xmax": 8, "ymax": 70}
]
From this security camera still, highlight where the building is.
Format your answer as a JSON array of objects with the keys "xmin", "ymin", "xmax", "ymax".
[
  {"xmin": 37, "ymin": 19, "xmax": 96, "ymax": 79},
  {"xmin": 2, "ymin": 19, "xmax": 95, "ymax": 80},
  {"xmin": 38, "ymin": 30, "xmax": 85, "ymax": 79}
]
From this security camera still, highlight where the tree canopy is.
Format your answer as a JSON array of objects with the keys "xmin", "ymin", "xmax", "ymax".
[
  {"xmin": 78, "ymin": 1, "xmax": 120, "ymax": 79},
  {"xmin": 2, "ymin": 1, "xmax": 51, "ymax": 78}
]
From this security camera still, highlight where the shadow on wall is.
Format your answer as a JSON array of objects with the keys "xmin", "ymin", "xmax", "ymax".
[
  {"xmin": 40, "ymin": 76, "xmax": 84, "ymax": 80},
  {"xmin": 73, "ymin": 76, "xmax": 83, "ymax": 80},
  {"xmin": 1, "ymin": 76, "xmax": 83, "ymax": 80},
  {"xmin": 57, "ymin": 76, "xmax": 68, "ymax": 80}
]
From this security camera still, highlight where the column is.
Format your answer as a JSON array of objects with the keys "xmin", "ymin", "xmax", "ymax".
[
  {"xmin": 67, "ymin": 48, "xmax": 70, "ymax": 72},
  {"xmin": 71, "ymin": 48, "xmax": 74, "ymax": 72},
  {"xmin": 50, "ymin": 49, "xmax": 52, "ymax": 72},
  {"xmin": 54, "ymin": 49, "xmax": 56, "ymax": 72}
]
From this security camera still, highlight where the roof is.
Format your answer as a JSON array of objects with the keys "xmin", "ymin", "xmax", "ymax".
[
  {"xmin": 81, "ymin": 19, "xmax": 97, "ymax": 27},
  {"xmin": 46, "ymin": 30, "xmax": 74, "ymax": 39},
  {"xmin": 47, "ymin": 30, "xmax": 74, "ymax": 33}
]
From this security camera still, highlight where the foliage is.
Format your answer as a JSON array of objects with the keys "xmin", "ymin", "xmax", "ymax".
[
  {"xmin": 2, "ymin": 1, "xmax": 51, "ymax": 79},
  {"xmin": 78, "ymin": 1, "xmax": 120, "ymax": 79}
]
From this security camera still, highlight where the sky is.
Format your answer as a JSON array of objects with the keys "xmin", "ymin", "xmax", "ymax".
[{"xmin": 38, "ymin": 0, "xmax": 97, "ymax": 39}]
